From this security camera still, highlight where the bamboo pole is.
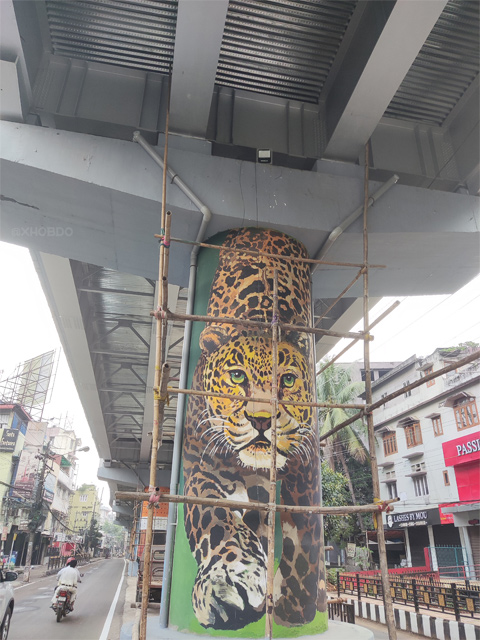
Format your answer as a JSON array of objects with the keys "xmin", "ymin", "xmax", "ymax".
[
  {"xmin": 139, "ymin": 68, "xmax": 172, "ymax": 640},
  {"xmin": 316, "ymin": 300, "xmax": 401, "ymax": 375},
  {"xmin": 314, "ymin": 268, "xmax": 365, "ymax": 326},
  {"xmin": 361, "ymin": 143, "xmax": 397, "ymax": 640},
  {"xmin": 265, "ymin": 271, "xmax": 279, "ymax": 640},
  {"xmin": 155, "ymin": 235, "xmax": 387, "ymax": 269},
  {"xmin": 153, "ymin": 309, "xmax": 367, "ymax": 341},
  {"xmin": 167, "ymin": 386, "xmax": 365, "ymax": 410},
  {"xmin": 140, "ymin": 363, "xmax": 170, "ymax": 640},
  {"xmin": 115, "ymin": 490, "xmax": 399, "ymax": 515}
]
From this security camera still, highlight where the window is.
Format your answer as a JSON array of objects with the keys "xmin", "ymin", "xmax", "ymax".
[
  {"xmin": 430, "ymin": 415, "xmax": 443, "ymax": 436},
  {"xmin": 453, "ymin": 398, "xmax": 479, "ymax": 430},
  {"xmin": 411, "ymin": 461, "xmax": 426, "ymax": 474},
  {"xmin": 383, "ymin": 432, "xmax": 397, "ymax": 456},
  {"xmin": 403, "ymin": 381, "xmax": 411, "ymax": 398},
  {"xmin": 443, "ymin": 471, "xmax": 450, "ymax": 486},
  {"xmin": 80, "ymin": 494, "xmax": 88, "ymax": 502},
  {"xmin": 405, "ymin": 421, "xmax": 422, "ymax": 448},
  {"xmin": 413, "ymin": 475, "xmax": 429, "ymax": 496},
  {"xmin": 386, "ymin": 481, "xmax": 398, "ymax": 500},
  {"xmin": 421, "ymin": 366, "xmax": 435, "ymax": 387}
]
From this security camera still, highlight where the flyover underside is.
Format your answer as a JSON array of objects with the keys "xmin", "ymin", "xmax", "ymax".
[{"xmin": 2, "ymin": 121, "xmax": 479, "ymax": 298}]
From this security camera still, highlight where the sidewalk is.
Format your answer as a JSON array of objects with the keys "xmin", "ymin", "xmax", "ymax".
[{"xmin": 120, "ymin": 580, "xmax": 480, "ymax": 640}]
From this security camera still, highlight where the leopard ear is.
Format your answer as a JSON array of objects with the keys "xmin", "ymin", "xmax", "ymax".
[{"xmin": 199, "ymin": 325, "xmax": 228, "ymax": 354}]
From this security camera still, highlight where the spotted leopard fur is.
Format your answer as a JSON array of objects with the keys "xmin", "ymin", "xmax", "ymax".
[{"xmin": 183, "ymin": 228, "xmax": 321, "ymax": 630}]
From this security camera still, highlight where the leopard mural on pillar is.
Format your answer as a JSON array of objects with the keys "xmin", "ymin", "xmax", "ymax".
[{"xmin": 182, "ymin": 228, "xmax": 325, "ymax": 633}]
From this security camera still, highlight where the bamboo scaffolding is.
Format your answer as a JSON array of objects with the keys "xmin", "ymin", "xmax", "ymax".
[
  {"xmin": 121, "ymin": 105, "xmax": 478, "ymax": 640},
  {"xmin": 361, "ymin": 143, "xmax": 397, "ymax": 640},
  {"xmin": 156, "ymin": 235, "xmax": 386, "ymax": 270},
  {"xmin": 116, "ymin": 490, "xmax": 399, "ymax": 515},
  {"xmin": 265, "ymin": 271, "xmax": 279, "ymax": 640},
  {"xmin": 153, "ymin": 309, "xmax": 367, "ymax": 341},
  {"xmin": 167, "ymin": 386, "xmax": 366, "ymax": 410},
  {"xmin": 139, "ymin": 68, "xmax": 172, "ymax": 640}
]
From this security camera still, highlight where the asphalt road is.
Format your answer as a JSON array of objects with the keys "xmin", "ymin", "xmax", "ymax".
[{"xmin": 9, "ymin": 558, "xmax": 126, "ymax": 640}]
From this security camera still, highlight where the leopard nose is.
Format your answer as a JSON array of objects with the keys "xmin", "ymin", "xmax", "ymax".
[{"xmin": 250, "ymin": 415, "xmax": 271, "ymax": 434}]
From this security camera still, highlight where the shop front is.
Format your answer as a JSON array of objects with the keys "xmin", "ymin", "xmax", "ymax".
[{"xmin": 441, "ymin": 431, "xmax": 480, "ymax": 578}]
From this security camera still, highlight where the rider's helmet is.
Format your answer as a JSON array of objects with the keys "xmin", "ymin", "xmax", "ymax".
[{"xmin": 66, "ymin": 557, "xmax": 76, "ymax": 566}]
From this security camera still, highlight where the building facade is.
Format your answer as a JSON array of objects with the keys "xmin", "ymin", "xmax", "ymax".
[
  {"xmin": 372, "ymin": 346, "xmax": 479, "ymax": 577},
  {"xmin": 0, "ymin": 405, "xmax": 83, "ymax": 565},
  {"xmin": 68, "ymin": 484, "xmax": 101, "ymax": 541}
]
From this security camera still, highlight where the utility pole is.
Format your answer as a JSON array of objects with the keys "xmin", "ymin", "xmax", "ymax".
[{"xmin": 23, "ymin": 443, "xmax": 51, "ymax": 583}]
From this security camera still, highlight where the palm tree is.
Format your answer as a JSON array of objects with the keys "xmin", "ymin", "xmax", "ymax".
[{"xmin": 317, "ymin": 360, "xmax": 368, "ymax": 530}]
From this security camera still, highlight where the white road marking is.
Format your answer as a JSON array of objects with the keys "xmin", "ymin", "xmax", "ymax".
[{"xmin": 99, "ymin": 560, "xmax": 126, "ymax": 640}]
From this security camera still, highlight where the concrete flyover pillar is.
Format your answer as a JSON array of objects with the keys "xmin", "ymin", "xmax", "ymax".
[{"xmin": 168, "ymin": 228, "xmax": 327, "ymax": 637}]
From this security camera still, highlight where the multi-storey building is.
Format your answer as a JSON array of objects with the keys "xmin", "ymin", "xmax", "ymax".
[
  {"xmin": 0, "ymin": 404, "xmax": 83, "ymax": 565},
  {"xmin": 372, "ymin": 346, "xmax": 479, "ymax": 577},
  {"xmin": 68, "ymin": 484, "xmax": 101, "ymax": 539}
]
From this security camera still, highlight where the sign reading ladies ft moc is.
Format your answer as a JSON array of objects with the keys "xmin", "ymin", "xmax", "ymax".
[{"xmin": 169, "ymin": 229, "xmax": 328, "ymax": 637}]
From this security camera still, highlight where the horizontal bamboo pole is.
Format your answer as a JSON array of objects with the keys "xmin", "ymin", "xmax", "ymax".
[
  {"xmin": 115, "ymin": 490, "xmax": 399, "ymax": 515},
  {"xmin": 157, "ymin": 235, "xmax": 386, "ymax": 270},
  {"xmin": 168, "ymin": 386, "xmax": 366, "ymax": 410},
  {"xmin": 153, "ymin": 309, "xmax": 367, "ymax": 341}
]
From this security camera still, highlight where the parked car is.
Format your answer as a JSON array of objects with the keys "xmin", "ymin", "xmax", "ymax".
[{"xmin": 0, "ymin": 569, "xmax": 17, "ymax": 639}]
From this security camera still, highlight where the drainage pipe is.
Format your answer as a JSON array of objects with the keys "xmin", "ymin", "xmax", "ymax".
[
  {"xmin": 133, "ymin": 132, "xmax": 212, "ymax": 628},
  {"xmin": 311, "ymin": 173, "xmax": 399, "ymax": 272}
]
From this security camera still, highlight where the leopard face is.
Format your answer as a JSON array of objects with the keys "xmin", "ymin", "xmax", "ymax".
[{"xmin": 200, "ymin": 331, "xmax": 315, "ymax": 470}]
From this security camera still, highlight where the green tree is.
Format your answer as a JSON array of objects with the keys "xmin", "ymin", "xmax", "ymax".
[
  {"xmin": 317, "ymin": 360, "xmax": 369, "ymax": 532},
  {"xmin": 85, "ymin": 517, "xmax": 102, "ymax": 552},
  {"xmin": 321, "ymin": 463, "xmax": 355, "ymax": 545}
]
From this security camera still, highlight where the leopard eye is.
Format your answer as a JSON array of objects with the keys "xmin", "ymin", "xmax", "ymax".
[
  {"xmin": 230, "ymin": 370, "xmax": 246, "ymax": 385},
  {"xmin": 281, "ymin": 373, "xmax": 296, "ymax": 388}
]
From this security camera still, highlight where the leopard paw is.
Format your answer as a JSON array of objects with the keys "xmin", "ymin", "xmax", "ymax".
[{"xmin": 193, "ymin": 558, "xmax": 266, "ymax": 629}]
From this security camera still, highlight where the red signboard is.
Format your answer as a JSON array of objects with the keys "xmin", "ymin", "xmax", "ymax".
[{"xmin": 442, "ymin": 432, "xmax": 480, "ymax": 467}]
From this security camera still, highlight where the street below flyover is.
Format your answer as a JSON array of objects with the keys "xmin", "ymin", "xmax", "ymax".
[{"xmin": 9, "ymin": 558, "xmax": 125, "ymax": 640}]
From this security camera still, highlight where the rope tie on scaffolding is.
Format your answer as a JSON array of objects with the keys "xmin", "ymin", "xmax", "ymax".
[
  {"xmin": 153, "ymin": 386, "xmax": 170, "ymax": 405},
  {"xmin": 153, "ymin": 307, "xmax": 168, "ymax": 321},
  {"xmin": 158, "ymin": 234, "xmax": 170, "ymax": 248}
]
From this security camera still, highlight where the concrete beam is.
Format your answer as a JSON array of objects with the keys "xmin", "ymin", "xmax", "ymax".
[
  {"xmin": 324, "ymin": 0, "xmax": 448, "ymax": 161},
  {"xmin": 170, "ymin": 0, "xmax": 229, "ymax": 137},
  {"xmin": 1, "ymin": 122, "xmax": 478, "ymax": 300},
  {"xmin": 31, "ymin": 251, "xmax": 110, "ymax": 459}
]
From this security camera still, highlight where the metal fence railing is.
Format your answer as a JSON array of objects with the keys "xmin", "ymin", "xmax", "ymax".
[
  {"xmin": 328, "ymin": 599, "xmax": 355, "ymax": 624},
  {"xmin": 338, "ymin": 571, "xmax": 480, "ymax": 621},
  {"xmin": 47, "ymin": 553, "xmax": 91, "ymax": 572}
]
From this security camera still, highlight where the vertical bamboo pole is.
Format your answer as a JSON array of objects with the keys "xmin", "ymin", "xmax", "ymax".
[
  {"xmin": 265, "ymin": 270, "xmax": 279, "ymax": 640},
  {"xmin": 362, "ymin": 143, "xmax": 397, "ymax": 640},
  {"xmin": 139, "ymin": 70, "xmax": 172, "ymax": 640}
]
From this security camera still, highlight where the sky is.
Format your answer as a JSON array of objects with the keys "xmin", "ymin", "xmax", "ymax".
[
  {"xmin": 0, "ymin": 240, "xmax": 479, "ymax": 506},
  {"xmin": 331, "ymin": 272, "xmax": 480, "ymax": 364},
  {"xmin": 0, "ymin": 242, "xmax": 111, "ymax": 505}
]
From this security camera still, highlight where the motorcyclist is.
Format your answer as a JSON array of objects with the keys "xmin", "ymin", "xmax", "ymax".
[{"xmin": 51, "ymin": 557, "xmax": 82, "ymax": 611}]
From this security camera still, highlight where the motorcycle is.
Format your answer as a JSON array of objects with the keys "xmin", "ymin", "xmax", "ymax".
[
  {"xmin": 52, "ymin": 573, "xmax": 83, "ymax": 622},
  {"xmin": 52, "ymin": 588, "xmax": 72, "ymax": 623}
]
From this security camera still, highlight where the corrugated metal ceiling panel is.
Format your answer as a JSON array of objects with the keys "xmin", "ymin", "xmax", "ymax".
[
  {"xmin": 216, "ymin": 0, "xmax": 357, "ymax": 103},
  {"xmin": 45, "ymin": 0, "xmax": 177, "ymax": 73},
  {"xmin": 385, "ymin": 0, "xmax": 479, "ymax": 126}
]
